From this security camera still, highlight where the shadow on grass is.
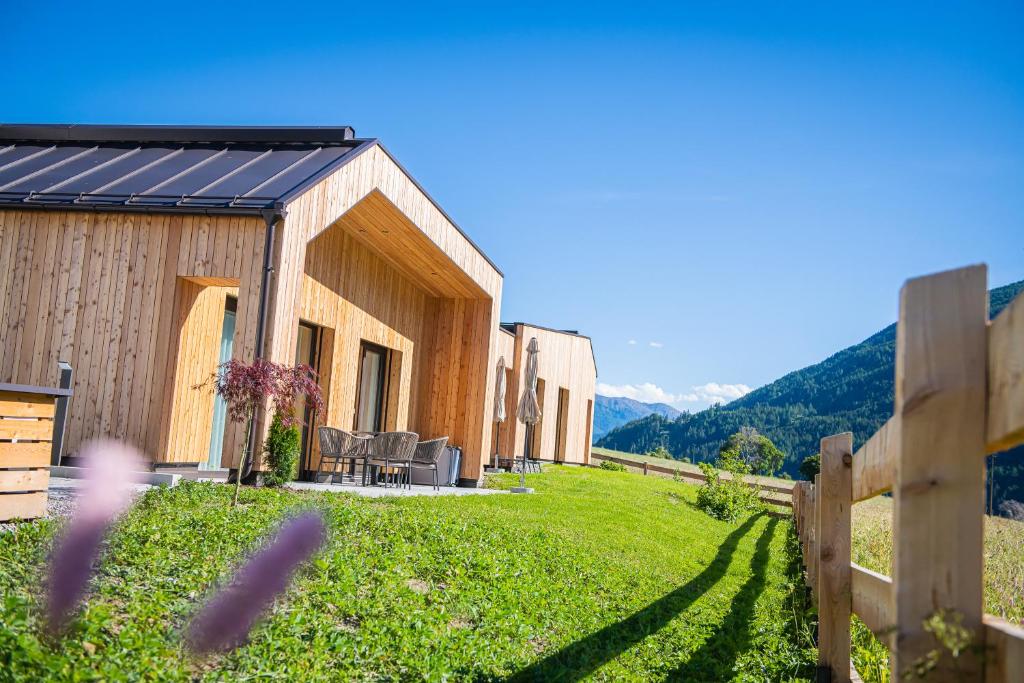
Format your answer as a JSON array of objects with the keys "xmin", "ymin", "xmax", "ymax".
[
  {"xmin": 665, "ymin": 516, "xmax": 778, "ymax": 681},
  {"xmin": 506, "ymin": 514, "xmax": 765, "ymax": 682}
]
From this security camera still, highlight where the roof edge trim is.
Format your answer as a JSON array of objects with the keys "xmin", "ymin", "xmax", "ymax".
[{"xmin": 0, "ymin": 124, "xmax": 358, "ymax": 144}]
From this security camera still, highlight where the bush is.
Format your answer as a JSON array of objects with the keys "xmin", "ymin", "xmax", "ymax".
[
  {"xmin": 263, "ymin": 413, "xmax": 300, "ymax": 487},
  {"xmin": 599, "ymin": 460, "xmax": 627, "ymax": 472},
  {"xmin": 695, "ymin": 461, "xmax": 765, "ymax": 522}
]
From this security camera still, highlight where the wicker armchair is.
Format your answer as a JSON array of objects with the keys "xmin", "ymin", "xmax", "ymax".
[
  {"xmin": 315, "ymin": 427, "xmax": 369, "ymax": 484},
  {"xmin": 410, "ymin": 437, "xmax": 448, "ymax": 490},
  {"xmin": 363, "ymin": 431, "xmax": 419, "ymax": 488}
]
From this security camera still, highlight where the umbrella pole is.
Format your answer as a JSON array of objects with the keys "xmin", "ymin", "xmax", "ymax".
[{"xmin": 512, "ymin": 422, "xmax": 533, "ymax": 494}]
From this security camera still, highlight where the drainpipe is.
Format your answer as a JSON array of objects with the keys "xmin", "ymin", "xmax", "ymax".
[
  {"xmin": 242, "ymin": 209, "xmax": 283, "ymax": 478},
  {"xmin": 254, "ymin": 209, "xmax": 281, "ymax": 362}
]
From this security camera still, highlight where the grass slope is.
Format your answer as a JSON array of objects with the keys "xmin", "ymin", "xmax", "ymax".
[{"xmin": 0, "ymin": 468, "xmax": 813, "ymax": 681}]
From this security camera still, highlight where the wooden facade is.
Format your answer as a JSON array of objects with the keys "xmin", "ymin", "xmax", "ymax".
[
  {"xmin": 0, "ymin": 127, "xmax": 595, "ymax": 485},
  {"xmin": 496, "ymin": 323, "xmax": 597, "ymax": 465},
  {"xmin": 0, "ymin": 209, "xmax": 264, "ymax": 467}
]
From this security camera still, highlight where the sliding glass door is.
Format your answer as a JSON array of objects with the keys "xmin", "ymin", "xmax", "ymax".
[
  {"xmin": 294, "ymin": 321, "xmax": 321, "ymax": 477},
  {"xmin": 355, "ymin": 341, "xmax": 387, "ymax": 432},
  {"xmin": 205, "ymin": 296, "xmax": 236, "ymax": 470}
]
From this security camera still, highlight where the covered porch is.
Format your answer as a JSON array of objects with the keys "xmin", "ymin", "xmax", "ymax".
[{"xmin": 259, "ymin": 145, "xmax": 504, "ymax": 485}]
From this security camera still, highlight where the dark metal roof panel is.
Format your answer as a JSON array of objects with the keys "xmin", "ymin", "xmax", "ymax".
[
  {"xmin": 0, "ymin": 144, "xmax": 55, "ymax": 169},
  {"xmin": 42, "ymin": 146, "xmax": 167, "ymax": 194},
  {"xmin": 0, "ymin": 145, "xmax": 130, "ymax": 193},
  {"xmin": 97, "ymin": 146, "xmax": 223, "ymax": 196},
  {"xmin": 0, "ymin": 126, "xmax": 365, "ymax": 213},
  {"xmin": 0, "ymin": 145, "xmax": 94, "ymax": 188},
  {"xmin": 195, "ymin": 147, "xmax": 312, "ymax": 197},
  {"xmin": 250, "ymin": 146, "xmax": 352, "ymax": 199}
]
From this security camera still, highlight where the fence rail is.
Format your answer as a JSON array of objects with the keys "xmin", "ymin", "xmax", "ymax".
[
  {"xmin": 792, "ymin": 264, "xmax": 1024, "ymax": 682},
  {"xmin": 590, "ymin": 451, "xmax": 795, "ymax": 506}
]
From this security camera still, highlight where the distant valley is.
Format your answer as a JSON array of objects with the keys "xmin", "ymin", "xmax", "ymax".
[{"xmin": 592, "ymin": 395, "xmax": 681, "ymax": 440}]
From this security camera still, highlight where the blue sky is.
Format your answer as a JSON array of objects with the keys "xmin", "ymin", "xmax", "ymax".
[{"xmin": 4, "ymin": 1, "xmax": 1022, "ymax": 410}]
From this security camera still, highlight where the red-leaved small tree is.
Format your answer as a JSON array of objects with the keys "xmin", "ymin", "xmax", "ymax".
[{"xmin": 211, "ymin": 358, "xmax": 324, "ymax": 506}]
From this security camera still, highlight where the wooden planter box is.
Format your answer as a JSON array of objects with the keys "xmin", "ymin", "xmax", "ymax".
[{"xmin": 0, "ymin": 381, "xmax": 72, "ymax": 522}]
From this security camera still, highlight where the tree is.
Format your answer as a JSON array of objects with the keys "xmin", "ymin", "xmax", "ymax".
[
  {"xmin": 799, "ymin": 454, "xmax": 821, "ymax": 481},
  {"xmin": 718, "ymin": 427, "xmax": 785, "ymax": 476},
  {"xmin": 208, "ymin": 358, "xmax": 324, "ymax": 506},
  {"xmin": 647, "ymin": 445, "xmax": 672, "ymax": 459}
]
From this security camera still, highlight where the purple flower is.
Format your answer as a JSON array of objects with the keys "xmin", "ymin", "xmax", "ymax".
[
  {"xmin": 46, "ymin": 440, "xmax": 145, "ymax": 633},
  {"xmin": 186, "ymin": 512, "xmax": 326, "ymax": 653}
]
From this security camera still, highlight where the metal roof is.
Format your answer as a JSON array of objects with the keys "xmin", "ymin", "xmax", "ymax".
[{"xmin": 0, "ymin": 125, "xmax": 372, "ymax": 216}]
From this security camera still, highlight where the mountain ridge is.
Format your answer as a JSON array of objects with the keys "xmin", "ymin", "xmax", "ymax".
[
  {"xmin": 596, "ymin": 279, "xmax": 1024, "ymax": 506},
  {"xmin": 593, "ymin": 395, "xmax": 682, "ymax": 440}
]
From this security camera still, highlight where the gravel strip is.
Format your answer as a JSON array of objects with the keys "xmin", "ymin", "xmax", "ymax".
[{"xmin": 1, "ymin": 478, "xmax": 151, "ymax": 534}]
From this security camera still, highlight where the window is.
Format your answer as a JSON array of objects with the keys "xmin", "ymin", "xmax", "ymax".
[{"xmin": 355, "ymin": 341, "xmax": 388, "ymax": 432}]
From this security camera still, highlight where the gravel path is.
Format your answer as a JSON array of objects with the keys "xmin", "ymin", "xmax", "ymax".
[{"xmin": 0, "ymin": 478, "xmax": 152, "ymax": 534}]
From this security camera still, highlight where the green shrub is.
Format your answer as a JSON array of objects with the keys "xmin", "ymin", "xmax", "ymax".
[
  {"xmin": 599, "ymin": 460, "xmax": 627, "ymax": 472},
  {"xmin": 263, "ymin": 413, "xmax": 300, "ymax": 487},
  {"xmin": 695, "ymin": 461, "xmax": 765, "ymax": 522}
]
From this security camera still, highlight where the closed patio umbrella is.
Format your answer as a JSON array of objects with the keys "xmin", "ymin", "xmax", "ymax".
[
  {"xmin": 492, "ymin": 356, "xmax": 507, "ymax": 469},
  {"xmin": 514, "ymin": 337, "xmax": 541, "ymax": 493}
]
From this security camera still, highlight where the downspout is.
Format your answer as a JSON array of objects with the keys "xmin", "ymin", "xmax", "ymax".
[
  {"xmin": 254, "ymin": 208, "xmax": 282, "ymax": 362},
  {"xmin": 243, "ymin": 208, "xmax": 284, "ymax": 477}
]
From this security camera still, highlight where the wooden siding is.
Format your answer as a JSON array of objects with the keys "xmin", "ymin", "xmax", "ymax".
[
  {"xmin": 504, "ymin": 324, "xmax": 597, "ymax": 465},
  {"xmin": 0, "ymin": 209, "xmax": 265, "ymax": 465}
]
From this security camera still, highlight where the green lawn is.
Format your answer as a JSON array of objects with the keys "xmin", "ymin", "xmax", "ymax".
[{"xmin": 0, "ymin": 467, "xmax": 814, "ymax": 681}]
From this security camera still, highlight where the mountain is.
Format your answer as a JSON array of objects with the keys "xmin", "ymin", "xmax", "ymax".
[
  {"xmin": 597, "ymin": 279, "xmax": 1024, "ymax": 508},
  {"xmin": 593, "ymin": 395, "xmax": 682, "ymax": 441}
]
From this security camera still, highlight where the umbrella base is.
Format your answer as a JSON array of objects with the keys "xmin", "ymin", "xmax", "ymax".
[{"xmin": 510, "ymin": 486, "xmax": 534, "ymax": 494}]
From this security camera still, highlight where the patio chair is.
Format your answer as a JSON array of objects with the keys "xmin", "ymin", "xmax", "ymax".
[
  {"xmin": 410, "ymin": 437, "xmax": 448, "ymax": 490},
  {"xmin": 315, "ymin": 427, "xmax": 369, "ymax": 484},
  {"xmin": 363, "ymin": 431, "xmax": 418, "ymax": 489}
]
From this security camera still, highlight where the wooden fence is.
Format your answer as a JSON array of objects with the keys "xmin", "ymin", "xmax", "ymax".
[
  {"xmin": 792, "ymin": 265, "xmax": 1024, "ymax": 682},
  {"xmin": 591, "ymin": 450, "xmax": 795, "ymax": 508},
  {"xmin": 0, "ymin": 373, "xmax": 73, "ymax": 522}
]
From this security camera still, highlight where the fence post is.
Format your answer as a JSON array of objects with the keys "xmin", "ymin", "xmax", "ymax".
[
  {"xmin": 892, "ymin": 266, "xmax": 987, "ymax": 680},
  {"xmin": 50, "ymin": 361, "xmax": 73, "ymax": 466},
  {"xmin": 643, "ymin": 462, "xmax": 649, "ymax": 476},
  {"xmin": 818, "ymin": 433, "xmax": 853, "ymax": 683},
  {"xmin": 811, "ymin": 474, "xmax": 820, "ymax": 594},
  {"xmin": 793, "ymin": 481, "xmax": 802, "ymax": 533}
]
